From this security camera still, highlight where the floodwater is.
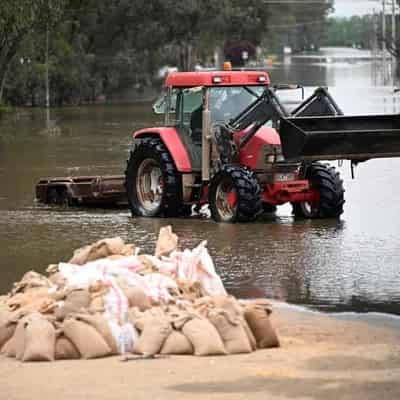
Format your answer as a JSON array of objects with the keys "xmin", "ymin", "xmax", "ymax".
[{"xmin": 1, "ymin": 47, "xmax": 400, "ymax": 315}]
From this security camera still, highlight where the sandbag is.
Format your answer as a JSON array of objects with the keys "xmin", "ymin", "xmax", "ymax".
[
  {"xmin": 55, "ymin": 289, "xmax": 91, "ymax": 320},
  {"xmin": 15, "ymin": 315, "xmax": 30, "ymax": 360},
  {"xmin": 55, "ymin": 336, "xmax": 80, "ymax": 360},
  {"xmin": 120, "ymin": 244, "xmax": 136, "ymax": 257},
  {"xmin": 14, "ymin": 313, "xmax": 48, "ymax": 360},
  {"xmin": 160, "ymin": 330, "xmax": 193, "ymax": 355},
  {"xmin": 7, "ymin": 289, "xmax": 51, "ymax": 311},
  {"xmin": 48, "ymin": 272, "xmax": 66, "ymax": 287},
  {"xmin": 65, "ymin": 289, "xmax": 91, "ymax": 309},
  {"xmin": 22, "ymin": 316, "xmax": 56, "ymax": 362},
  {"xmin": 0, "ymin": 309, "xmax": 15, "ymax": 349},
  {"xmin": 1, "ymin": 336, "xmax": 16, "ymax": 357},
  {"xmin": 133, "ymin": 309, "xmax": 171, "ymax": 355},
  {"xmin": 17, "ymin": 297, "xmax": 57, "ymax": 315},
  {"xmin": 241, "ymin": 318, "xmax": 257, "ymax": 351},
  {"xmin": 73, "ymin": 313, "xmax": 118, "ymax": 355},
  {"xmin": 63, "ymin": 318, "xmax": 111, "ymax": 359},
  {"xmin": 211, "ymin": 296, "xmax": 242, "ymax": 319},
  {"xmin": 177, "ymin": 280, "xmax": 205, "ymax": 302},
  {"xmin": 51, "ymin": 289, "xmax": 68, "ymax": 302},
  {"xmin": 137, "ymin": 255, "xmax": 156, "ymax": 274},
  {"xmin": 155, "ymin": 226, "xmax": 178, "ymax": 258},
  {"xmin": 209, "ymin": 296, "xmax": 257, "ymax": 351},
  {"xmin": 11, "ymin": 271, "xmax": 52, "ymax": 294},
  {"xmin": 208, "ymin": 309, "xmax": 252, "ymax": 354},
  {"xmin": 244, "ymin": 304, "xmax": 280, "ymax": 349},
  {"xmin": 127, "ymin": 307, "xmax": 144, "ymax": 329},
  {"xmin": 89, "ymin": 296, "xmax": 105, "ymax": 313},
  {"xmin": 55, "ymin": 302, "xmax": 79, "ymax": 321},
  {"xmin": 182, "ymin": 316, "xmax": 226, "ymax": 356},
  {"xmin": 68, "ymin": 245, "xmax": 91, "ymax": 265},
  {"xmin": 69, "ymin": 237, "xmax": 125, "ymax": 265},
  {"xmin": 108, "ymin": 320, "xmax": 138, "ymax": 354},
  {"xmin": 123, "ymin": 287, "xmax": 151, "ymax": 311}
]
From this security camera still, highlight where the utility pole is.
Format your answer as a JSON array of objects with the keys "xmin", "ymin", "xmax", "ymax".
[
  {"xmin": 392, "ymin": 0, "xmax": 397, "ymax": 84},
  {"xmin": 45, "ymin": 0, "xmax": 51, "ymax": 129},
  {"xmin": 372, "ymin": 9, "xmax": 378, "ymax": 85},
  {"xmin": 383, "ymin": 0, "xmax": 387, "ymax": 84},
  {"xmin": 45, "ymin": 24, "xmax": 50, "ymax": 109}
]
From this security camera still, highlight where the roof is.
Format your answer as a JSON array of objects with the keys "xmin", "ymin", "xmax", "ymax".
[{"xmin": 164, "ymin": 70, "xmax": 270, "ymax": 87}]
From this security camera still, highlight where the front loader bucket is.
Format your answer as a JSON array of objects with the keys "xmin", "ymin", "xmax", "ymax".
[{"xmin": 279, "ymin": 114, "xmax": 400, "ymax": 161}]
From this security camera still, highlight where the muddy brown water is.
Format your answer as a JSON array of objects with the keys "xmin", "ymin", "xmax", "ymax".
[{"xmin": 1, "ymin": 48, "xmax": 400, "ymax": 315}]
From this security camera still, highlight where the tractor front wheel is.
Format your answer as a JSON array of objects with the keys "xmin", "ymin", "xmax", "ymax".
[
  {"xmin": 125, "ymin": 138, "xmax": 183, "ymax": 217},
  {"xmin": 209, "ymin": 165, "xmax": 262, "ymax": 223},
  {"xmin": 293, "ymin": 162, "xmax": 345, "ymax": 219}
]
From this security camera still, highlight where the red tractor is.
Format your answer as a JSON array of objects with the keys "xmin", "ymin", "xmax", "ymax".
[
  {"xmin": 126, "ymin": 68, "xmax": 348, "ymax": 223},
  {"xmin": 37, "ymin": 66, "xmax": 400, "ymax": 222}
]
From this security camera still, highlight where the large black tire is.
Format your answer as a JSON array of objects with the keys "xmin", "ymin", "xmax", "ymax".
[
  {"xmin": 293, "ymin": 162, "xmax": 345, "ymax": 219},
  {"xmin": 125, "ymin": 137, "xmax": 183, "ymax": 217},
  {"xmin": 47, "ymin": 186, "xmax": 74, "ymax": 207},
  {"xmin": 262, "ymin": 203, "xmax": 277, "ymax": 213},
  {"xmin": 209, "ymin": 165, "xmax": 262, "ymax": 223}
]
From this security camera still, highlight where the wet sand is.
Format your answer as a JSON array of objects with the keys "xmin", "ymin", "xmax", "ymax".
[{"xmin": 1, "ymin": 306, "xmax": 399, "ymax": 400}]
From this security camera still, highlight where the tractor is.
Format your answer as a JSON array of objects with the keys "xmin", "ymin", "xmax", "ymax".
[
  {"xmin": 37, "ymin": 65, "xmax": 400, "ymax": 222},
  {"xmin": 125, "ymin": 66, "xmax": 349, "ymax": 222}
]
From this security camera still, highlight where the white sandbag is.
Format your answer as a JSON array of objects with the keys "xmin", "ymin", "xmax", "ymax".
[
  {"xmin": 103, "ymin": 277, "xmax": 129, "ymax": 323},
  {"xmin": 108, "ymin": 319, "xmax": 139, "ymax": 354},
  {"xmin": 168, "ymin": 241, "xmax": 226, "ymax": 296},
  {"xmin": 155, "ymin": 226, "xmax": 178, "ymax": 258}
]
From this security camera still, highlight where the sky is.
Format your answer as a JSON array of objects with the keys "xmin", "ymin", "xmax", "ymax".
[{"xmin": 332, "ymin": 0, "xmax": 390, "ymax": 17}]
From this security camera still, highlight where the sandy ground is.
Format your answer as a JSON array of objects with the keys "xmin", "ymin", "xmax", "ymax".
[{"xmin": 1, "ymin": 306, "xmax": 400, "ymax": 400}]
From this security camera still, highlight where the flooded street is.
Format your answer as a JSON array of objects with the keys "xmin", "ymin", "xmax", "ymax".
[{"xmin": 1, "ymin": 48, "xmax": 400, "ymax": 315}]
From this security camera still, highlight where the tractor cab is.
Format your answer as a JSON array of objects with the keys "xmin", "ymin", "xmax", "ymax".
[{"xmin": 152, "ymin": 70, "xmax": 272, "ymax": 171}]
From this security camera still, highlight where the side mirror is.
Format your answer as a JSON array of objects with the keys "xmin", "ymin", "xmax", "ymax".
[{"xmin": 153, "ymin": 95, "xmax": 166, "ymax": 114}]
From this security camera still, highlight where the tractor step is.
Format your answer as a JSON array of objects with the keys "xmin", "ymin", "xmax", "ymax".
[{"xmin": 279, "ymin": 113, "xmax": 400, "ymax": 161}]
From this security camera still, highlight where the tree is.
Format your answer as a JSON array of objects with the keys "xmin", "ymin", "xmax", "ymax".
[
  {"xmin": 0, "ymin": 0, "xmax": 65, "ymax": 103},
  {"xmin": 324, "ymin": 16, "xmax": 375, "ymax": 48},
  {"xmin": 2, "ymin": 0, "xmax": 334, "ymax": 106}
]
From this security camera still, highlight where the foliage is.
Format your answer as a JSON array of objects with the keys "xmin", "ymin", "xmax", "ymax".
[
  {"xmin": 0, "ymin": 0, "xmax": 66, "ymax": 103},
  {"xmin": 323, "ymin": 16, "xmax": 375, "ymax": 48},
  {"xmin": 1, "ymin": 0, "xmax": 333, "ymax": 107}
]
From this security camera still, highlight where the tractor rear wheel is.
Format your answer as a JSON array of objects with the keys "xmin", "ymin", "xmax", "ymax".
[
  {"xmin": 209, "ymin": 165, "xmax": 262, "ymax": 223},
  {"xmin": 293, "ymin": 162, "xmax": 345, "ymax": 219},
  {"xmin": 125, "ymin": 137, "xmax": 183, "ymax": 217},
  {"xmin": 263, "ymin": 203, "xmax": 277, "ymax": 213}
]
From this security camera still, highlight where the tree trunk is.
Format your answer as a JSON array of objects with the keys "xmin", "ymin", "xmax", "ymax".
[
  {"xmin": 0, "ymin": 65, "xmax": 8, "ymax": 104},
  {"xmin": 0, "ymin": 42, "xmax": 20, "ymax": 104}
]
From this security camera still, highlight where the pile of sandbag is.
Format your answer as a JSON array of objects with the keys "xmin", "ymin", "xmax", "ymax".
[{"xmin": 0, "ymin": 226, "xmax": 279, "ymax": 362}]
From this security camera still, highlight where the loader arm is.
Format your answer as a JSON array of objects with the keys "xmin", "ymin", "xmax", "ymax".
[{"xmin": 216, "ymin": 86, "xmax": 400, "ymax": 163}]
